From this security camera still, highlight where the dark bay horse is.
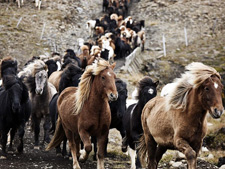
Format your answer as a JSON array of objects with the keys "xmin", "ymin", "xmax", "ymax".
[
  {"xmin": 122, "ymin": 76, "xmax": 158, "ymax": 169},
  {"xmin": 0, "ymin": 75, "xmax": 31, "ymax": 159},
  {"xmin": 47, "ymin": 59, "xmax": 118, "ymax": 169},
  {"xmin": 19, "ymin": 60, "xmax": 57, "ymax": 149},
  {"xmin": 139, "ymin": 62, "xmax": 224, "ymax": 169}
]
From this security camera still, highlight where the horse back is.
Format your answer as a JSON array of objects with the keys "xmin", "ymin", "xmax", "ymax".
[{"xmin": 48, "ymin": 71, "xmax": 62, "ymax": 91}]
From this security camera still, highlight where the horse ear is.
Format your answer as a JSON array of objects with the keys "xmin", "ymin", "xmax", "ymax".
[
  {"xmin": 154, "ymin": 80, "xmax": 159, "ymax": 87},
  {"xmin": 110, "ymin": 62, "xmax": 116, "ymax": 70}
]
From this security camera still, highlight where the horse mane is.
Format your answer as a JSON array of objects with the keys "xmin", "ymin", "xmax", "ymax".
[
  {"xmin": 115, "ymin": 78, "xmax": 127, "ymax": 92},
  {"xmin": 0, "ymin": 57, "xmax": 18, "ymax": 78},
  {"xmin": 73, "ymin": 59, "xmax": 111, "ymax": 115},
  {"xmin": 18, "ymin": 59, "xmax": 48, "ymax": 79},
  {"xmin": 166, "ymin": 62, "xmax": 221, "ymax": 111},
  {"xmin": 3, "ymin": 75, "xmax": 19, "ymax": 90},
  {"xmin": 136, "ymin": 76, "xmax": 154, "ymax": 100},
  {"xmin": 59, "ymin": 63, "xmax": 83, "ymax": 93}
]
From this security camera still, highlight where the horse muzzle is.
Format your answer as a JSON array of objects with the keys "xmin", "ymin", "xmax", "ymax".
[
  {"xmin": 209, "ymin": 107, "xmax": 224, "ymax": 119},
  {"xmin": 12, "ymin": 103, "xmax": 21, "ymax": 113},
  {"xmin": 108, "ymin": 92, "xmax": 118, "ymax": 101},
  {"xmin": 35, "ymin": 88, "xmax": 43, "ymax": 95}
]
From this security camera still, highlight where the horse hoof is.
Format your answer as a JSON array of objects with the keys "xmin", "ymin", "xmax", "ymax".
[
  {"xmin": 56, "ymin": 153, "xmax": 62, "ymax": 157},
  {"xmin": 34, "ymin": 146, "xmax": 40, "ymax": 150},
  {"xmin": 0, "ymin": 156, "xmax": 7, "ymax": 160},
  {"xmin": 122, "ymin": 146, "xmax": 127, "ymax": 152},
  {"xmin": 79, "ymin": 157, "xmax": 86, "ymax": 163}
]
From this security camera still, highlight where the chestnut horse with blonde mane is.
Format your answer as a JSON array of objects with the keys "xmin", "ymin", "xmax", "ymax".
[
  {"xmin": 139, "ymin": 62, "xmax": 224, "ymax": 169},
  {"xmin": 47, "ymin": 59, "xmax": 118, "ymax": 169}
]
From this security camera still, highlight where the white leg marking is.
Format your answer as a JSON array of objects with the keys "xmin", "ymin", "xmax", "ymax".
[{"xmin": 128, "ymin": 147, "xmax": 136, "ymax": 169}]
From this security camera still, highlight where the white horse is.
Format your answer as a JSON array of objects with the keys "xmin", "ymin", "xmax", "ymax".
[
  {"xmin": 35, "ymin": 0, "xmax": 42, "ymax": 10},
  {"xmin": 15, "ymin": 0, "xmax": 42, "ymax": 10}
]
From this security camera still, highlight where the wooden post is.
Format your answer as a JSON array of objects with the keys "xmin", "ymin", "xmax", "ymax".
[
  {"xmin": 40, "ymin": 23, "xmax": 46, "ymax": 40},
  {"xmin": 184, "ymin": 27, "xmax": 188, "ymax": 46},
  {"xmin": 16, "ymin": 17, "xmax": 23, "ymax": 28},
  {"xmin": 163, "ymin": 34, "xmax": 166, "ymax": 56}
]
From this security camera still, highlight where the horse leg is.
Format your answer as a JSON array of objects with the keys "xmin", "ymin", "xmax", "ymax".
[
  {"xmin": 97, "ymin": 133, "xmax": 108, "ymax": 169},
  {"xmin": 62, "ymin": 136, "xmax": 68, "ymax": 157},
  {"xmin": 174, "ymin": 137, "xmax": 197, "ymax": 169},
  {"xmin": 91, "ymin": 136, "xmax": 97, "ymax": 161},
  {"xmin": 122, "ymin": 135, "xmax": 128, "ymax": 152},
  {"xmin": 32, "ymin": 114, "xmax": 41, "ymax": 149},
  {"xmin": 0, "ymin": 129, "xmax": 9, "ymax": 159},
  {"xmin": 146, "ymin": 134, "xmax": 157, "ymax": 169},
  {"xmin": 155, "ymin": 146, "xmax": 167, "ymax": 165},
  {"xmin": 43, "ymin": 114, "xmax": 51, "ymax": 144},
  {"xmin": 79, "ymin": 130, "xmax": 92, "ymax": 163},
  {"xmin": 128, "ymin": 147, "xmax": 136, "ymax": 169},
  {"xmin": 65, "ymin": 129, "xmax": 80, "ymax": 169},
  {"xmin": 17, "ymin": 122, "xmax": 26, "ymax": 153},
  {"xmin": 8, "ymin": 128, "xmax": 16, "ymax": 152}
]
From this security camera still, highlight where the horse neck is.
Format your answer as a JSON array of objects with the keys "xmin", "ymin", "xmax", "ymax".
[
  {"xmin": 136, "ymin": 97, "xmax": 148, "ymax": 114},
  {"xmin": 88, "ymin": 77, "xmax": 108, "ymax": 110},
  {"xmin": 186, "ymin": 89, "xmax": 208, "ymax": 123}
]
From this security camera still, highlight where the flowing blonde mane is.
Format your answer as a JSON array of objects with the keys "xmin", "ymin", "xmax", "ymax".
[
  {"xmin": 18, "ymin": 60, "xmax": 47, "ymax": 78},
  {"xmin": 73, "ymin": 59, "xmax": 111, "ymax": 115},
  {"xmin": 166, "ymin": 62, "xmax": 220, "ymax": 111}
]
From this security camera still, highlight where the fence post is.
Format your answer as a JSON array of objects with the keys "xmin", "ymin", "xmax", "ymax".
[
  {"xmin": 16, "ymin": 17, "xmax": 23, "ymax": 28},
  {"xmin": 40, "ymin": 23, "xmax": 46, "ymax": 40},
  {"xmin": 163, "ymin": 34, "xmax": 166, "ymax": 56},
  {"xmin": 184, "ymin": 27, "xmax": 188, "ymax": 46}
]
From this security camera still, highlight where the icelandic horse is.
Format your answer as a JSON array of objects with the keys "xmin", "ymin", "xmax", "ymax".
[
  {"xmin": 139, "ymin": 62, "xmax": 224, "ymax": 169},
  {"xmin": 47, "ymin": 59, "xmax": 118, "ymax": 169}
]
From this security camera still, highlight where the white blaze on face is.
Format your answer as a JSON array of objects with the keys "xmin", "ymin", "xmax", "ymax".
[
  {"xmin": 148, "ymin": 88, "xmax": 154, "ymax": 95},
  {"xmin": 107, "ymin": 71, "xmax": 111, "ymax": 77},
  {"xmin": 214, "ymin": 82, "xmax": 218, "ymax": 89}
]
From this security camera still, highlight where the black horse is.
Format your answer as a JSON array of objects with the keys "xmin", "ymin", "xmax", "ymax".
[
  {"xmin": 90, "ymin": 78, "xmax": 127, "ymax": 160},
  {"xmin": 122, "ymin": 76, "xmax": 158, "ymax": 168},
  {"xmin": 0, "ymin": 75, "xmax": 31, "ymax": 158},
  {"xmin": 49, "ymin": 64, "xmax": 83, "ymax": 156}
]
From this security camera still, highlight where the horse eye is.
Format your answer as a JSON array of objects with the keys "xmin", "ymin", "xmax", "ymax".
[
  {"xmin": 205, "ymin": 87, "xmax": 209, "ymax": 91},
  {"xmin": 102, "ymin": 76, "xmax": 105, "ymax": 80}
]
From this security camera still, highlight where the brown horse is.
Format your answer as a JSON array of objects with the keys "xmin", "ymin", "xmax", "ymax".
[
  {"xmin": 47, "ymin": 59, "xmax": 118, "ymax": 169},
  {"xmin": 138, "ymin": 62, "xmax": 224, "ymax": 169}
]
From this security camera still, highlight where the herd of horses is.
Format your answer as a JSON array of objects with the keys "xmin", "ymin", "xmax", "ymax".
[
  {"xmin": 0, "ymin": 54, "xmax": 224, "ymax": 169},
  {"xmin": 0, "ymin": 0, "xmax": 224, "ymax": 169}
]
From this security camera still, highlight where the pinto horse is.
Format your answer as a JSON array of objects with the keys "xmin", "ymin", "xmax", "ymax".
[
  {"xmin": 122, "ymin": 76, "xmax": 158, "ymax": 169},
  {"xmin": 47, "ymin": 59, "xmax": 118, "ymax": 169},
  {"xmin": 0, "ymin": 75, "xmax": 31, "ymax": 159},
  {"xmin": 139, "ymin": 62, "xmax": 224, "ymax": 169}
]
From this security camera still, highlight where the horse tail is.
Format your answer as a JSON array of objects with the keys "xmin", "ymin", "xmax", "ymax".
[
  {"xmin": 46, "ymin": 117, "xmax": 65, "ymax": 151},
  {"xmin": 137, "ymin": 134, "xmax": 147, "ymax": 166}
]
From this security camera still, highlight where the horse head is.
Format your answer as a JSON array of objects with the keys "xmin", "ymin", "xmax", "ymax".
[
  {"xmin": 199, "ymin": 74, "xmax": 224, "ymax": 119},
  {"xmin": 35, "ymin": 70, "xmax": 47, "ymax": 95},
  {"xmin": 138, "ymin": 77, "xmax": 159, "ymax": 105},
  {"xmin": 99, "ymin": 63, "xmax": 118, "ymax": 101},
  {"xmin": 114, "ymin": 79, "xmax": 127, "ymax": 119},
  {"xmin": 4, "ymin": 75, "xmax": 28, "ymax": 113}
]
